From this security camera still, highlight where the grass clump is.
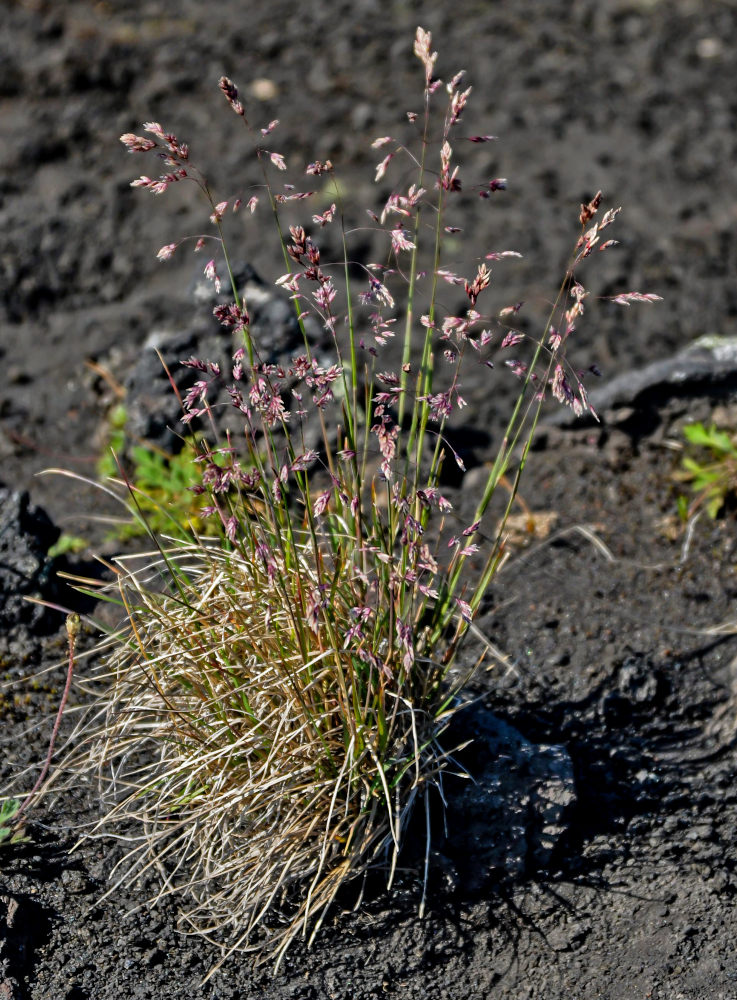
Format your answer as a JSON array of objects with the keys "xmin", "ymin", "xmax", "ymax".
[{"xmin": 49, "ymin": 26, "xmax": 659, "ymax": 973}]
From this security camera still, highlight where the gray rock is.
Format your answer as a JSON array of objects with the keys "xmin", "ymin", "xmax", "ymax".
[
  {"xmin": 0, "ymin": 486, "xmax": 59, "ymax": 632},
  {"xmin": 121, "ymin": 261, "xmax": 325, "ymax": 456},
  {"xmin": 706, "ymin": 652, "xmax": 737, "ymax": 743},
  {"xmin": 122, "ymin": 326, "xmax": 208, "ymax": 453},
  {"xmin": 189, "ymin": 259, "xmax": 323, "ymax": 362},
  {"xmin": 548, "ymin": 334, "xmax": 737, "ymax": 429},
  {"xmin": 442, "ymin": 706, "xmax": 576, "ymax": 891},
  {"xmin": 0, "ymin": 895, "xmax": 23, "ymax": 1000}
]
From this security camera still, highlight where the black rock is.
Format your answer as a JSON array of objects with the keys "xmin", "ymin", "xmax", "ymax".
[
  {"xmin": 120, "ymin": 261, "xmax": 325, "ymax": 456},
  {"xmin": 121, "ymin": 328, "xmax": 207, "ymax": 454},
  {"xmin": 441, "ymin": 705, "xmax": 576, "ymax": 892},
  {"xmin": 547, "ymin": 335, "xmax": 737, "ymax": 431},
  {"xmin": 0, "ymin": 894, "xmax": 23, "ymax": 1000},
  {"xmin": 0, "ymin": 485, "xmax": 59, "ymax": 633},
  {"xmin": 189, "ymin": 260, "xmax": 323, "ymax": 362}
]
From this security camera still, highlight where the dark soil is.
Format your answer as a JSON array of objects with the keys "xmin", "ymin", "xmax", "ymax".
[{"xmin": 2, "ymin": 1, "xmax": 737, "ymax": 997}]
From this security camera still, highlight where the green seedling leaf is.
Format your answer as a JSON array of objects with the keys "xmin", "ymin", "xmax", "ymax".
[
  {"xmin": 0, "ymin": 799, "xmax": 29, "ymax": 846},
  {"xmin": 683, "ymin": 423, "xmax": 714, "ymax": 447},
  {"xmin": 683, "ymin": 422, "xmax": 735, "ymax": 455},
  {"xmin": 707, "ymin": 493, "xmax": 725, "ymax": 519},
  {"xmin": 678, "ymin": 421, "xmax": 737, "ymax": 520},
  {"xmin": 48, "ymin": 533, "xmax": 89, "ymax": 558}
]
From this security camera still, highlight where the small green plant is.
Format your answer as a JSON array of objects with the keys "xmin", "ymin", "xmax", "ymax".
[
  {"xmin": 97, "ymin": 404, "xmax": 229, "ymax": 540},
  {"xmin": 109, "ymin": 440, "xmax": 227, "ymax": 539},
  {"xmin": 52, "ymin": 26, "xmax": 659, "ymax": 975},
  {"xmin": 676, "ymin": 421, "xmax": 737, "ymax": 520},
  {"xmin": 0, "ymin": 799, "xmax": 28, "ymax": 846},
  {"xmin": 47, "ymin": 533, "xmax": 89, "ymax": 558}
]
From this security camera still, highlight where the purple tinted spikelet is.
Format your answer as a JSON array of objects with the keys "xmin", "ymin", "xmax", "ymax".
[{"xmin": 219, "ymin": 76, "xmax": 244, "ymax": 116}]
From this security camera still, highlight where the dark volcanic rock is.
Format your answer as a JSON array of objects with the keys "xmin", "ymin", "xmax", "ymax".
[
  {"xmin": 189, "ymin": 260, "xmax": 323, "ymax": 361},
  {"xmin": 121, "ymin": 327, "xmax": 209, "ymax": 453},
  {"xmin": 442, "ymin": 706, "xmax": 576, "ymax": 892},
  {"xmin": 548, "ymin": 335, "xmax": 737, "ymax": 431},
  {"xmin": 0, "ymin": 486, "xmax": 59, "ymax": 633},
  {"xmin": 121, "ymin": 261, "xmax": 325, "ymax": 455},
  {"xmin": 0, "ymin": 896, "xmax": 23, "ymax": 1000}
]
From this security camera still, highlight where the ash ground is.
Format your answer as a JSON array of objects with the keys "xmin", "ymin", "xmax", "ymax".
[{"xmin": 2, "ymin": 1, "xmax": 737, "ymax": 998}]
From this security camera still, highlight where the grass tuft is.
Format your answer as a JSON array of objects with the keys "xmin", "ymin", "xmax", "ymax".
[{"xmin": 19, "ymin": 25, "xmax": 660, "ymax": 973}]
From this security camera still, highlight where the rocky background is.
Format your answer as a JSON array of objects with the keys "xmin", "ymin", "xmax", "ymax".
[{"xmin": 2, "ymin": 1, "xmax": 737, "ymax": 998}]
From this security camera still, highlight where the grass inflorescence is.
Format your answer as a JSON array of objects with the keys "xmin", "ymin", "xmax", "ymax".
[{"xmin": 42, "ymin": 26, "xmax": 659, "ymax": 974}]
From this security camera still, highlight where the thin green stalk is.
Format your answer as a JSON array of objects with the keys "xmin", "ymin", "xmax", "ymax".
[
  {"xmin": 398, "ymin": 100, "xmax": 432, "ymax": 428},
  {"xmin": 403, "ymin": 183, "xmax": 446, "ymax": 493},
  {"xmin": 434, "ymin": 268, "xmax": 575, "ymax": 638}
]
